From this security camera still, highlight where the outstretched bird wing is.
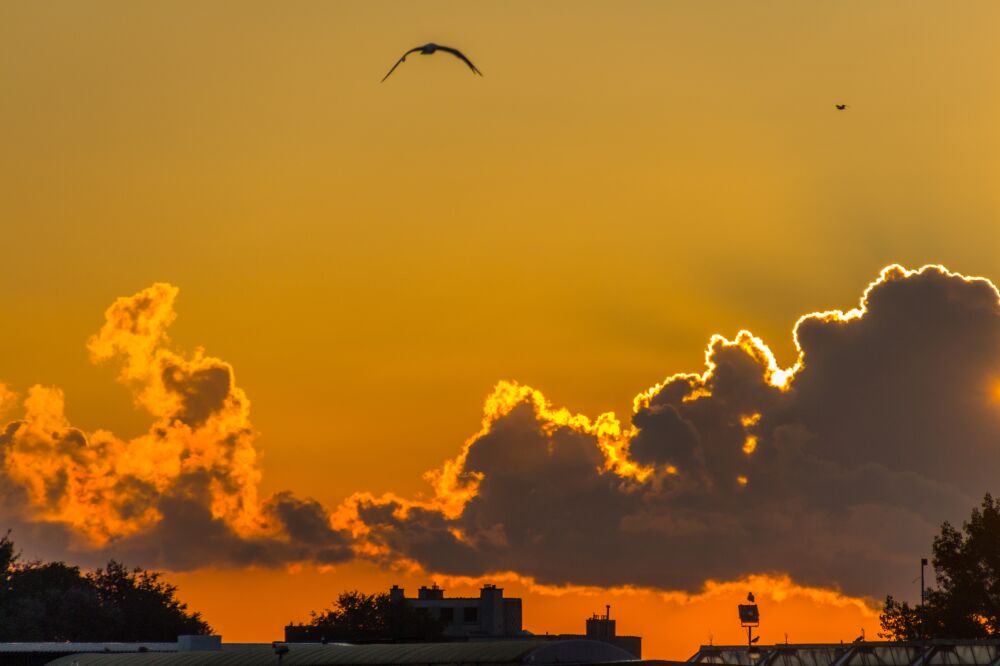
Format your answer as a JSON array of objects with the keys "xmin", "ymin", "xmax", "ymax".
[
  {"xmin": 437, "ymin": 46, "xmax": 483, "ymax": 76},
  {"xmin": 381, "ymin": 46, "xmax": 423, "ymax": 82}
]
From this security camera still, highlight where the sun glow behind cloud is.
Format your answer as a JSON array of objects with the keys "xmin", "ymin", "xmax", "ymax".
[
  {"xmin": 347, "ymin": 264, "xmax": 1000, "ymax": 601},
  {"xmin": 1, "ymin": 263, "xmax": 999, "ymax": 655}
]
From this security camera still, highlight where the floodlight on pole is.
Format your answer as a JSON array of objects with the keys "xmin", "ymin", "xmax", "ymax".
[{"xmin": 739, "ymin": 593, "xmax": 760, "ymax": 653}]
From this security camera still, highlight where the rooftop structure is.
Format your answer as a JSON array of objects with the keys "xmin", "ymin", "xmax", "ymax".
[
  {"xmin": 45, "ymin": 639, "xmax": 648, "ymax": 666},
  {"xmin": 557, "ymin": 606, "xmax": 642, "ymax": 659},
  {"xmin": 688, "ymin": 639, "xmax": 1000, "ymax": 666},
  {"xmin": 0, "ymin": 636, "xmax": 221, "ymax": 666}
]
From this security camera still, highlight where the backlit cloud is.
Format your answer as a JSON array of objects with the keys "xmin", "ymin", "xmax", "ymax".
[
  {"xmin": 0, "ymin": 283, "xmax": 351, "ymax": 569},
  {"xmin": 1, "ymin": 265, "xmax": 997, "ymax": 604},
  {"xmin": 347, "ymin": 265, "xmax": 1000, "ymax": 599}
]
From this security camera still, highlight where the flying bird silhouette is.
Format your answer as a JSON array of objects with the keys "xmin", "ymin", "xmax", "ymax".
[
  {"xmin": 382, "ymin": 43, "xmax": 483, "ymax": 82},
  {"xmin": 835, "ymin": 104, "xmax": 849, "ymax": 110}
]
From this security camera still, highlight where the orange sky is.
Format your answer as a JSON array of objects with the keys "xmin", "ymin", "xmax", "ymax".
[
  {"xmin": 2, "ymin": 1, "xmax": 1000, "ymax": 659},
  {"xmin": 171, "ymin": 564, "xmax": 880, "ymax": 659}
]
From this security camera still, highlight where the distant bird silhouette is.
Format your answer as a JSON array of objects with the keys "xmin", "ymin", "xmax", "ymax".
[
  {"xmin": 835, "ymin": 104, "xmax": 849, "ymax": 110},
  {"xmin": 382, "ymin": 43, "xmax": 482, "ymax": 82},
  {"xmin": 750, "ymin": 636, "xmax": 760, "ymax": 644},
  {"xmin": 747, "ymin": 592, "xmax": 755, "ymax": 603}
]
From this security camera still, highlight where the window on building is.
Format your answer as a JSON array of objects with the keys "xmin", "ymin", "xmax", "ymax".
[
  {"xmin": 440, "ymin": 607, "xmax": 455, "ymax": 623},
  {"xmin": 464, "ymin": 607, "xmax": 479, "ymax": 623}
]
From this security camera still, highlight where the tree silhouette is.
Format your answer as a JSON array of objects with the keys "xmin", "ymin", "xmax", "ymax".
[
  {"xmin": 881, "ymin": 494, "xmax": 1000, "ymax": 639},
  {"xmin": 0, "ymin": 532, "xmax": 211, "ymax": 641},
  {"xmin": 294, "ymin": 590, "xmax": 444, "ymax": 642},
  {"xmin": 90, "ymin": 560, "xmax": 211, "ymax": 641},
  {"xmin": 0, "ymin": 560, "xmax": 104, "ymax": 641}
]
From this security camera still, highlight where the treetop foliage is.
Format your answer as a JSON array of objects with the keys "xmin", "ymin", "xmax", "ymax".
[
  {"xmin": 0, "ymin": 532, "xmax": 211, "ymax": 641},
  {"xmin": 293, "ymin": 590, "xmax": 444, "ymax": 642},
  {"xmin": 881, "ymin": 494, "xmax": 1000, "ymax": 640}
]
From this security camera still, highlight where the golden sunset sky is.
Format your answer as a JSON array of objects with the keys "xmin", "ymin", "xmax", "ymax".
[{"xmin": 3, "ymin": 1, "xmax": 1000, "ymax": 658}]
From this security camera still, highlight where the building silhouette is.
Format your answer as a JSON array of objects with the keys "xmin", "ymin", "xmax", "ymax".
[
  {"xmin": 389, "ymin": 584, "xmax": 523, "ymax": 638},
  {"xmin": 556, "ymin": 605, "xmax": 642, "ymax": 659},
  {"xmin": 282, "ymin": 584, "xmax": 641, "ymax": 658}
]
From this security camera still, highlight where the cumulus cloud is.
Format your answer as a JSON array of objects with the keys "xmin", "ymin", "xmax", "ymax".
[
  {"xmin": 0, "ymin": 283, "xmax": 352, "ymax": 569},
  {"xmin": 2, "ymin": 266, "xmax": 998, "ymax": 601},
  {"xmin": 346, "ymin": 265, "xmax": 1000, "ymax": 599}
]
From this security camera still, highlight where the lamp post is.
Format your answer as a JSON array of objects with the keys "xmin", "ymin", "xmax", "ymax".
[
  {"xmin": 920, "ymin": 558, "xmax": 928, "ymax": 606},
  {"xmin": 920, "ymin": 557, "xmax": 929, "ymax": 641}
]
